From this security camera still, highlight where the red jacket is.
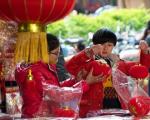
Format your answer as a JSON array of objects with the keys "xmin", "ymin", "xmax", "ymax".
[
  {"xmin": 140, "ymin": 50, "xmax": 150, "ymax": 70},
  {"xmin": 15, "ymin": 61, "xmax": 87, "ymax": 118},
  {"xmin": 66, "ymin": 51, "xmax": 128, "ymax": 117}
]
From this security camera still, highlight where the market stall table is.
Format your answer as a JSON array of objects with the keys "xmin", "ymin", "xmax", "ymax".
[{"xmin": 0, "ymin": 109, "xmax": 150, "ymax": 120}]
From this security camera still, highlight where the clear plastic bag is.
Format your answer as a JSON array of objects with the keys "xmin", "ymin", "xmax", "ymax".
[
  {"xmin": 35, "ymin": 82, "xmax": 82, "ymax": 119},
  {"xmin": 112, "ymin": 68, "xmax": 150, "ymax": 117},
  {"xmin": 112, "ymin": 68, "xmax": 149, "ymax": 103}
]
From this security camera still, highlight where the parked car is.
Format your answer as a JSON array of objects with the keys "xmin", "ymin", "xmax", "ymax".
[
  {"xmin": 93, "ymin": 5, "xmax": 116, "ymax": 16},
  {"xmin": 61, "ymin": 44, "xmax": 76, "ymax": 57},
  {"xmin": 119, "ymin": 48, "xmax": 140, "ymax": 61},
  {"xmin": 65, "ymin": 37, "xmax": 84, "ymax": 44}
]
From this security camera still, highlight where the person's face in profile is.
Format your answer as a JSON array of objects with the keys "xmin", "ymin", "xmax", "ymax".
[{"xmin": 49, "ymin": 47, "xmax": 60, "ymax": 64}]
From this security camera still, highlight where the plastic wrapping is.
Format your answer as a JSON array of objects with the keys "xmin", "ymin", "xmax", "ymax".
[
  {"xmin": 35, "ymin": 82, "xmax": 83, "ymax": 119},
  {"xmin": 112, "ymin": 68, "xmax": 149, "ymax": 103},
  {"xmin": 112, "ymin": 68, "xmax": 150, "ymax": 117},
  {"xmin": 86, "ymin": 109, "xmax": 130, "ymax": 117},
  {"xmin": 0, "ymin": 21, "xmax": 17, "ymax": 113},
  {"xmin": 6, "ymin": 90, "xmax": 22, "ymax": 115},
  {"xmin": 0, "ymin": 113, "xmax": 13, "ymax": 120}
]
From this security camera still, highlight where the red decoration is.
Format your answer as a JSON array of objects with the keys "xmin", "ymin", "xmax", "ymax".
[
  {"xmin": 53, "ymin": 107, "xmax": 75, "ymax": 117},
  {"xmin": 129, "ymin": 64, "xmax": 149, "ymax": 79},
  {"xmin": 128, "ymin": 96, "xmax": 150, "ymax": 117},
  {"xmin": 0, "ymin": 0, "xmax": 75, "ymax": 25},
  {"xmin": 117, "ymin": 61, "xmax": 137, "ymax": 75},
  {"xmin": 83, "ymin": 60, "xmax": 111, "ymax": 79},
  {"xmin": 45, "ymin": 86, "xmax": 82, "ymax": 102}
]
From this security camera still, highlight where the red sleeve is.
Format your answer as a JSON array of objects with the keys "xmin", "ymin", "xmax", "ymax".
[
  {"xmin": 16, "ymin": 68, "xmax": 44, "ymax": 118},
  {"xmin": 65, "ymin": 50, "xmax": 92, "ymax": 76},
  {"xmin": 140, "ymin": 50, "xmax": 150, "ymax": 69},
  {"xmin": 117, "ymin": 60, "xmax": 138, "ymax": 75},
  {"xmin": 73, "ymin": 80, "xmax": 89, "ymax": 93}
]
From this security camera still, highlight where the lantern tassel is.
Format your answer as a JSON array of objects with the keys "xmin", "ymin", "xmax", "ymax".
[{"xmin": 15, "ymin": 24, "xmax": 49, "ymax": 64}]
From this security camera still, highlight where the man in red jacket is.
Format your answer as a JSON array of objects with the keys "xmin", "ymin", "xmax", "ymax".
[{"xmin": 66, "ymin": 28, "xmax": 127, "ymax": 118}]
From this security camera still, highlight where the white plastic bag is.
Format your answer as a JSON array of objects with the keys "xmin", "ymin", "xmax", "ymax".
[{"xmin": 35, "ymin": 82, "xmax": 82, "ymax": 119}]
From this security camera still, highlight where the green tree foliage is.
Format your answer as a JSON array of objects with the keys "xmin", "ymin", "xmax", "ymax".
[{"xmin": 47, "ymin": 9, "xmax": 150, "ymax": 40}]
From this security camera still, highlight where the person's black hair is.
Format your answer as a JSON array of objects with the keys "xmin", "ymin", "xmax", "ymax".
[
  {"xmin": 141, "ymin": 20, "xmax": 150, "ymax": 40},
  {"xmin": 92, "ymin": 28, "xmax": 117, "ymax": 46},
  {"xmin": 47, "ymin": 33, "xmax": 60, "ymax": 52},
  {"xmin": 145, "ymin": 35, "xmax": 150, "ymax": 47},
  {"xmin": 77, "ymin": 42, "xmax": 85, "ymax": 51}
]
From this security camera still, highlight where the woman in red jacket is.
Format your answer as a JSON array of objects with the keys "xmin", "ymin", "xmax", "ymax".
[
  {"xmin": 15, "ymin": 33, "xmax": 103, "ymax": 118},
  {"xmin": 139, "ymin": 36, "xmax": 150, "ymax": 95}
]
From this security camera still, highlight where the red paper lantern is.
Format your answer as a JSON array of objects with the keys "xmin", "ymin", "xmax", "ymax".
[
  {"xmin": 53, "ymin": 107, "xmax": 75, "ymax": 117},
  {"xmin": 129, "ymin": 64, "xmax": 149, "ymax": 79},
  {"xmin": 0, "ymin": 0, "xmax": 76, "ymax": 63},
  {"xmin": 128, "ymin": 96, "xmax": 150, "ymax": 117},
  {"xmin": 0, "ymin": 0, "xmax": 75, "ymax": 25},
  {"xmin": 83, "ymin": 60, "xmax": 111, "ymax": 79}
]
